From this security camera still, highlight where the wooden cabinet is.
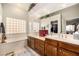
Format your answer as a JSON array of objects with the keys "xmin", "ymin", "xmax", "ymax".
[
  {"xmin": 27, "ymin": 37, "xmax": 35, "ymax": 49},
  {"xmin": 35, "ymin": 39, "xmax": 45, "ymax": 55},
  {"xmin": 27, "ymin": 36, "xmax": 79, "ymax": 56},
  {"xmin": 27, "ymin": 36, "xmax": 45, "ymax": 55},
  {"xmin": 45, "ymin": 38, "xmax": 58, "ymax": 56},
  {"xmin": 30, "ymin": 38, "xmax": 35, "ymax": 49},
  {"xmin": 39, "ymin": 40, "xmax": 45, "ymax": 55},
  {"xmin": 34, "ymin": 39, "xmax": 39, "ymax": 52},
  {"xmin": 58, "ymin": 42, "xmax": 79, "ymax": 56},
  {"xmin": 58, "ymin": 48, "xmax": 78, "ymax": 56},
  {"xmin": 45, "ymin": 43, "xmax": 57, "ymax": 56},
  {"xmin": 27, "ymin": 37, "xmax": 31, "ymax": 47}
]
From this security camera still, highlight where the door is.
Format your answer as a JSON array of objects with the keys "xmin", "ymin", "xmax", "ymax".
[{"xmin": 45, "ymin": 43, "xmax": 57, "ymax": 56}]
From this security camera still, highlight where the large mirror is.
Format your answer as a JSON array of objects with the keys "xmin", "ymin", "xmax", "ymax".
[
  {"xmin": 66, "ymin": 19, "xmax": 79, "ymax": 34},
  {"xmin": 40, "ymin": 14, "xmax": 61, "ymax": 35},
  {"xmin": 62, "ymin": 4, "xmax": 79, "ymax": 34},
  {"xmin": 29, "ymin": 20, "xmax": 40, "ymax": 35}
]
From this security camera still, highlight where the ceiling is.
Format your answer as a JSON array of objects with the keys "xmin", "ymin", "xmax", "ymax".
[
  {"xmin": 28, "ymin": 3, "xmax": 77, "ymax": 20},
  {"xmin": 2, "ymin": 3, "xmax": 31, "ymax": 11},
  {"xmin": 2, "ymin": 3, "xmax": 77, "ymax": 20}
]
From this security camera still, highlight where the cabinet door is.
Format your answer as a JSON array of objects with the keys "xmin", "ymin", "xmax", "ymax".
[
  {"xmin": 30, "ymin": 39, "xmax": 35, "ymax": 49},
  {"xmin": 39, "ymin": 40, "xmax": 45, "ymax": 55},
  {"xmin": 45, "ymin": 43, "xmax": 52, "ymax": 56},
  {"xmin": 59, "ymin": 49, "xmax": 78, "ymax": 56},
  {"xmin": 39, "ymin": 47, "xmax": 44, "ymax": 55},
  {"xmin": 27, "ymin": 38, "xmax": 31, "ymax": 47},
  {"xmin": 45, "ymin": 43, "xmax": 57, "ymax": 56},
  {"xmin": 35, "ymin": 39, "xmax": 39, "ymax": 51},
  {"xmin": 51, "ymin": 46, "xmax": 57, "ymax": 56}
]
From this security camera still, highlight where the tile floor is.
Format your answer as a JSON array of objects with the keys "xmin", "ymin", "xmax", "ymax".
[{"xmin": 15, "ymin": 47, "xmax": 40, "ymax": 56}]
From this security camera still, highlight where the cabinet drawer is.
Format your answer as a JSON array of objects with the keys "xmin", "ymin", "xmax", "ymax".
[
  {"xmin": 59, "ymin": 42, "xmax": 79, "ymax": 53},
  {"xmin": 45, "ymin": 38, "xmax": 58, "ymax": 46},
  {"xmin": 39, "ymin": 44, "xmax": 44, "ymax": 48},
  {"xmin": 58, "ymin": 48, "xmax": 78, "ymax": 56},
  {"xmin": 39, "ymin": 40, "xmax": 44, "ymax": 45}
]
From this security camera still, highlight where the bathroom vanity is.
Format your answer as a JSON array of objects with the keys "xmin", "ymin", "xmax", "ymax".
[
  {"xmin": 27, "ymin": 35, "xmax": 45, "ymax": 55},
  {"xmin": 27, "ymin": 34, "xmax": 79, "ymax": 56},
  {"xmin": 45, "ymin": 37, "xmax": 79, "ymax": 56}
]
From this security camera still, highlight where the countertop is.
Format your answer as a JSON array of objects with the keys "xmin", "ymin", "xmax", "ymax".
[
  {"xmin": 28, "ymin": 34, "xmax": 79, "ymax": 45},
  {"xmin": 28, "ymin": 34, "xmax": 45, "ymax": 41},
  {"xmin": 46, "ymin": 35, "xmax": 79, "ymax": 45}
]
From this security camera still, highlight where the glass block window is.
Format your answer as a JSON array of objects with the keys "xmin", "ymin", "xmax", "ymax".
[
  {"xmin": 6, "ymin": 17, "xmax": 26, "ymax": 34},
  {"xmin": 0, "ymin": 16, "xmax": 2, "ymax": 23},
  {"xmin": 32, "ymin": 22, "xmax": 39, "ymax": 32}
]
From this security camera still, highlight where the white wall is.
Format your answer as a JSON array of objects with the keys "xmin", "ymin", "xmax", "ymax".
[
  {"xmin": 0, "ymin": 4, "xmax": 2, "ymax": 23},
  {"xmin": 2, "ymin": 4, "xmax": 28, "ymax": 38}
]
